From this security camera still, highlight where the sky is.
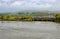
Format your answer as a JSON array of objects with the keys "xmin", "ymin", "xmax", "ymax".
[{"xmin": 0, "ymin": 0, "xmax": 60, "ymax": 13}]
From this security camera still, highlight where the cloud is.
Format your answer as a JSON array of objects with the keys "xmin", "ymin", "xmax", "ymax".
[
  {"xmin": 41, "ymin": 0, "xmax": 57, "ymax": 3},
  {"xmin": 51, "ymin": 0, "xmax": 57, "ymax": 2},
  {"xmin": 0, "ymin": 3, "xmax": 2, "ymax": 6},
  {"xmin": 38, "ymin": 4, "xmax": 52, "ymax": 8},
  {"xmin": 10, "ymin": 1, "xmax": 24, "ymax": 7},
  {"xmin": 2, "ymin": 0, "xmax": 11, "ymax": 2},
  {"xmin": 0, "ymin": 0, "xmax": 57, "ymax": 7},
  {"xmin": 0, "ymin": 0, "xmax": 59, "ymax": 13},
  {"xmin": 10, "ymin": 0, "xmax": 52, "ymax": 8}
]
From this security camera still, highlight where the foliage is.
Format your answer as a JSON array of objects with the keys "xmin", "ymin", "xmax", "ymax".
[
  {"xmin": 8, "ymin": 17, "xmax": 16, "ymax": 21},
  {"xmin": 55, "ymin": 14, "xmax": 60, "ymax": 22},
  {"xmin": 0, "ymin": 12, "xmax": 56, "ymax": 21},
  {"xmin": 21, "ymin": 16, "xmax": 32, "ymax": 21}
]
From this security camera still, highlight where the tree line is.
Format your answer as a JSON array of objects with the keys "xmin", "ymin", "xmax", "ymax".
[{"xmin": 0, "ymin": 12, "xmax": 60, "ymax": 23}]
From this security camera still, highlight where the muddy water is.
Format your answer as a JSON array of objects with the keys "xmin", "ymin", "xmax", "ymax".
[{"xmin": 0, "ymin": 21, "xmax": 60, "ymax": 39}]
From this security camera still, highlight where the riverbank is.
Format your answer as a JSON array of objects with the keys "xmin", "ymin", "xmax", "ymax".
[{"xmin": 0, "ymin": 12, "xmax": 60, "ymax": 23}]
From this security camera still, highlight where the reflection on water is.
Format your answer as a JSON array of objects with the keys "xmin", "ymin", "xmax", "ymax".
[{"xmin": 0, "ymin": 21, "xmax": 60, "ymax": 39}]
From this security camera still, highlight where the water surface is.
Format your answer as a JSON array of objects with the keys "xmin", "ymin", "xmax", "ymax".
[{"xmin": 0, "ymin": 21, "xmax": 60, "ymax": 39}]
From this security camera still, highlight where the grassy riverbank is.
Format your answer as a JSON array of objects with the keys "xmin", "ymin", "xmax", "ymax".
[{"xmin": 0, "ymin": 12, "xmax": 60, "ymax": 22}]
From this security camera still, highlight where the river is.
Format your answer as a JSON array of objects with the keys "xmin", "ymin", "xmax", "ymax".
[{"xmin": 0, "ymin": 21, "xmax": 60, "ymax": 39}]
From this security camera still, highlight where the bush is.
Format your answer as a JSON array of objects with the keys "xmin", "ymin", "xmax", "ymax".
[
  {"xmin": 8, "ymin": 17, "xmax": 16, "ymax": 21},
  {"xmin": 21, "ymin": 16, "xmax": 33, "ymax": 21},
  {"xmin": 55, "ymin": 14, "xmax": 60, "ymax": 22}
]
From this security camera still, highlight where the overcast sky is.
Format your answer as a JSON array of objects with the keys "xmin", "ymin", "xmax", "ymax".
[{"xmin": 0, "ymin": 0, "xmax": 60, "ymax": 13}]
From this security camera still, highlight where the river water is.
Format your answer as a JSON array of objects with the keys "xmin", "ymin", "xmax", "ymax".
[{"xmin": 0, "ymin": 21, "xmax": 60, "ymax": 39}]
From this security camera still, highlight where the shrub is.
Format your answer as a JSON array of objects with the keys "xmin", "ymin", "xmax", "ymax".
[
  {"xmin": 55, "ymin": 14, "xmax": 60, "ymax": 22},
  {"xmin": 8, "ymin": 17, "xmax": 16, "ymax": 21},
  {"xmin": 21, "ymin": 16, "xmax": 33, "ymax": 21}
]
